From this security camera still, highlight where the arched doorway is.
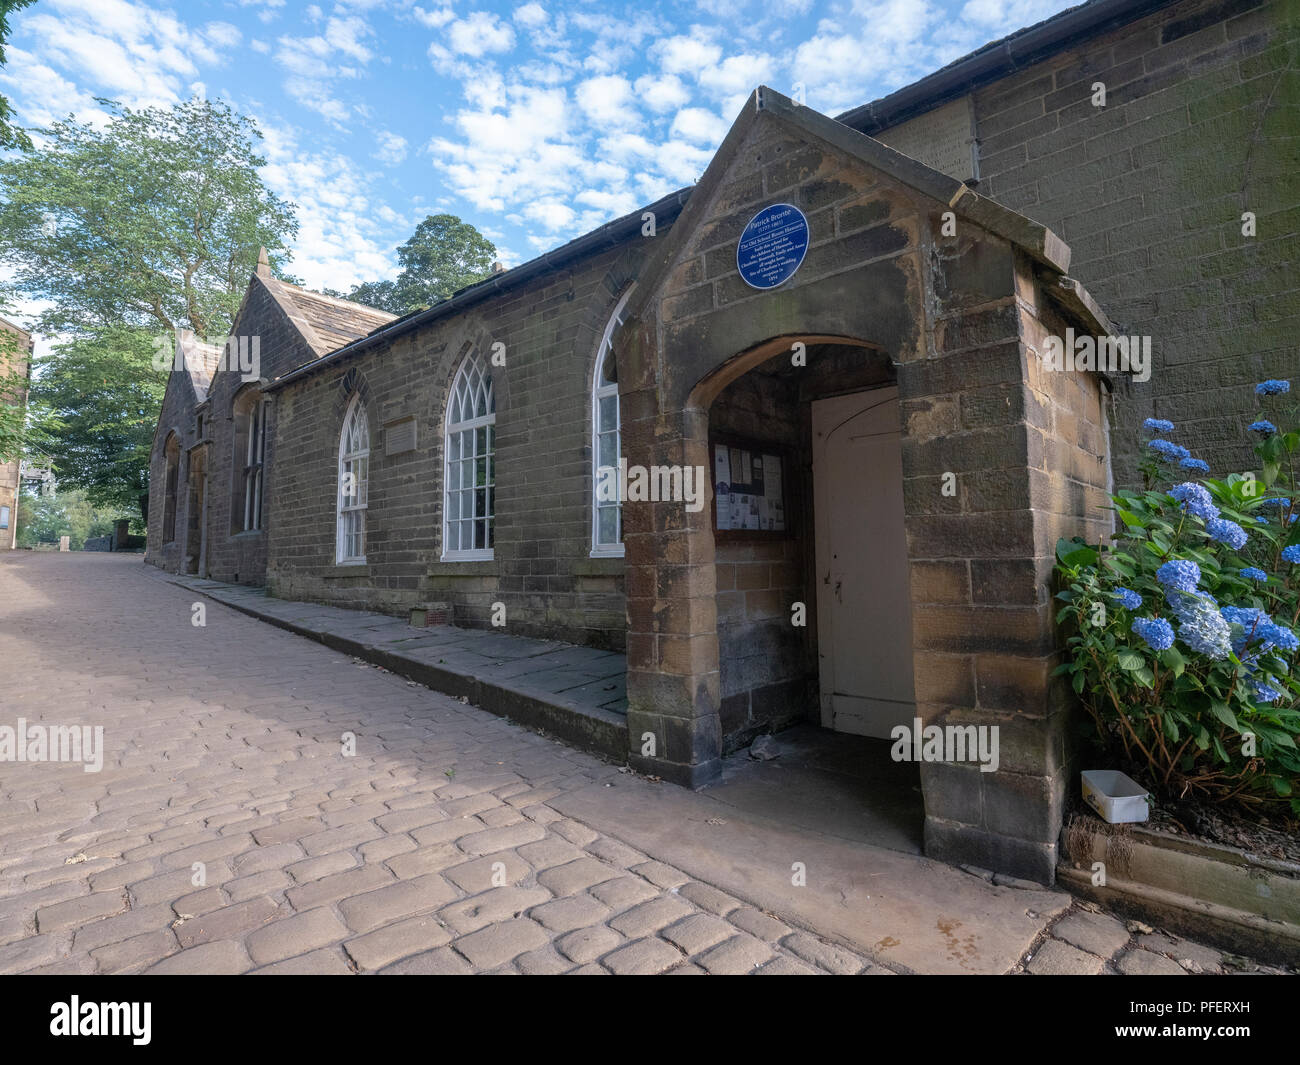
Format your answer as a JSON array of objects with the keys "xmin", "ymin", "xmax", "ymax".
[{"xmin": 691, "ymin": 336, "xmax": 924, "ymax": 849}]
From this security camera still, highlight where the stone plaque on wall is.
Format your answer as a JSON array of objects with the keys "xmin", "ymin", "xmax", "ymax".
[
  {"xmin": 384, "ymin": 417, "xmax": 417, "ymax": 456},
  {"xmin": 874, "ymin": 96, "xmax": 978, "ymax": 184}
]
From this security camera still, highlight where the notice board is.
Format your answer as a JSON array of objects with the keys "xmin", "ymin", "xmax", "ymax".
[{"xmin": 711, "ymin": 436, "xmax": 789, "ymax": 537}]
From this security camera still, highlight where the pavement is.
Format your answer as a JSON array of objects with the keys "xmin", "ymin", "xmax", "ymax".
[{"xmin": 0, "ymin": 551, "xmax": 1283, "ymax": 975}]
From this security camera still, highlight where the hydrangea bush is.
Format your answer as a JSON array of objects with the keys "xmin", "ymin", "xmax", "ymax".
[{"xmin": 1054, "ymin": 379, "xmax": 1300, "ymax": 814}]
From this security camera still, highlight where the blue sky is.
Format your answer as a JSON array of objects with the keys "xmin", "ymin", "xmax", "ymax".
[{"xmin": 2, "ymin": 0, "xmax": 1077, "ymax": 306}]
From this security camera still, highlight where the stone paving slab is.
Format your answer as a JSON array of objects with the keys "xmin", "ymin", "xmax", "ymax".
[{"xmin": 161, "ymin": 568, "xmax": 630, "ymax": 751}]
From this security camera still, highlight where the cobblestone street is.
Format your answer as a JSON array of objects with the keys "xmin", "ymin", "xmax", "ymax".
[{"xmin": 0, "ymin": 553, "xmax": 1283, "ymax": 975}]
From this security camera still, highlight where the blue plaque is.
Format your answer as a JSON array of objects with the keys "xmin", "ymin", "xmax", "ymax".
[{"xmin": 736, "ymin": 203, "xmax": 810, "ymax": 290}]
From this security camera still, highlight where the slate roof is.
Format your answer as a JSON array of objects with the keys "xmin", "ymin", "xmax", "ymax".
[{"xmin": 261, "ymin": 276, "xmax": 397, "ymax": 358}]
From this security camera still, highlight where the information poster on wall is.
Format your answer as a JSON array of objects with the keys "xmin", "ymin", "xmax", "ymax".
[{"xmin": 713, "ymin": 442, "xmax": 785, "ymax": 532}]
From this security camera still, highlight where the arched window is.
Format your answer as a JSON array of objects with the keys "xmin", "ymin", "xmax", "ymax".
[
  {"xmin": 336, "ymin": 396, "xmax": 369, "ymax": 563},
  {"xmin": 231, "ymin": 388, "xmax": 266, "ymax": 533},
  {"xmin": 162, "ymin": 433, "xmax": 180, "ymax": 544},
  {"xmin": 591, "ymin": 287, "xmax": 632, "ymax": 556},
  {"xmin": 443, "ymin": 351, "xmax": 495, "ymax": 560}
]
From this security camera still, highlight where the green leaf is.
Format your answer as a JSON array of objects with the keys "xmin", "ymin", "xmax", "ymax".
[
  {"xmin": 1208, "ymin": 701, "xmax": 1237, "ymax": 730},
  {"xmin": 1117, "ymin": 650, "xmax": 1145, "ymax": 671},
  {"xmin": 1159, "ymin": 647, "xmax": 1185, "ymax": 676}
]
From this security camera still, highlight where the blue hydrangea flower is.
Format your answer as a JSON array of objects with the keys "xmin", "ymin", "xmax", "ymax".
[
  {"xmin": 1250, "ymin": 680, "xmax": 1283, "ymax": 704},
  {"xmin": 1222, "ymin": 605, "xmax": 1268, "ymax": 650},
  {"xmin": 1169, "ymin": 482, "xmax": 1218, "ymax": 521},
  {"xmin": 1256, "ymin": 380, "xmax": 1290, "ymax": 395},
  {"xmin": 1206, "ymin": 516, "xmax": 1247, "ymax": 549},
  {"xmin": 1170, "ymin": 595, "xmax": 1233, "ymax": 659},
  {"xmin": 1148, "ymin": 439, "xmax": 1190, "ymax": 463},
  {"xmin": 1262, "ymin": 622, "xmax": 1299, "ymax": 653},
  {"xmin": 1248, "ymin": 420, "xmax": 1277, "ymax": 435},
  {"xmin": 1283, "ymin": 545, "xmax": 1300, "ymax": 564},
  {"xmin": 1261, "ymin": 498, "xmax": 1291, "ymax": 509},
  {"xmin": 1131, "ymin": 617, "xmax": 1174, "ymax": 651},
  {"xmin": 1111, "ymin": 588, "xmax": 1142, "ymax": 610},
  {"xmin": 1221, "ymin": 605, "xmax": 1266, "ymax": 627},
  {"xmin": 1143, "ymin": 418, "xmax": 1175, "ymax": 434},
  {"xmin": 1239, "ymin": 567, "xmax": 1268, "ymax": 582},
  {"xmin": 1256, "ymin": 516, "xmax": 1269, "ymax": 523},
  {"xmin": 1178, "ymin": 457, "xmax": 1210, "ymax": 472},
  {"xmin": 1156, "ymin": 559, "xmax": 1200, "ymax": 592}
]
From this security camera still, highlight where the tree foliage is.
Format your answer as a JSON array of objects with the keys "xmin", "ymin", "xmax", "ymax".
[
  {"xmin": 345, "ymin": 213, "xmax": 495, "ymax": 314},
  {"xmin": 0, "ymin": 1, "xmax": 35, "ymax": 152},
  {"xmin": 0, "ymin": 96, "xmax": 298, "ymax": 339},
  {"xmin": 15, "ymin": 486, "xmax": 132, "ymax": 550},
  {"xmin": 27, "ymin": 326, "xmax": 165, "ymax": 511},
  {"xmin": 0, "ymin": 320, "xmax": 30, "ymax": 463},
  {"xmin": 0, "ymin": 95, "xmax": 298, "ymax": 503}
]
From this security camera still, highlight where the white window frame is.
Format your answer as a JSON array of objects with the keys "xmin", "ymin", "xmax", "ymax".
[
  {"xmin": 442, "ymin": 351, "xmax": 495, "ymax": 561},
  {"xmin": 336, "ymin": 396, "xmax": 369, "ymax": 564},
  {"xmin": 591, "ymin": 286, "xmax": 633, "ymax": 557}
]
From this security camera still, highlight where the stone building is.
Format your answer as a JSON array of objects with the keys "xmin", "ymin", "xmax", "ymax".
[
  {"xmin": 146, "ymin": 0, "xmax": 1297, "ymax": 884},
  {"xmin": 0, "ymin": 316, "xmax": 33, "ymax": 551}
]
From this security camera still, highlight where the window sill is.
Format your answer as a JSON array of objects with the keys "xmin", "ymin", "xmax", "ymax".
[
  {"xmin": 428, "ymin": 559, "xmax": 498, "ymax": 577},
  {"xmin": 230, "ymin": 529, "xmax": 264, "ymax": 539},
  {"xmin": 326, "ymin": 561, "xmax": 371, "ymax": 578}
]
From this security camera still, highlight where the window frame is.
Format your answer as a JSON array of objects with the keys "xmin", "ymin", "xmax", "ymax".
[
  {"xmin": 590, "ymin": 286, "xmax": 633, "ymax": 558},
  {"xmin": 441, "ymin": 351, "xmax": 495, "ymax": 562},
  {"xmin": 335, "ymin": 395, "xmax": 370, "ymax": 565},
  {"xmin": 241, "ymin": 398, "xmax": 266, "ymax": 533}
]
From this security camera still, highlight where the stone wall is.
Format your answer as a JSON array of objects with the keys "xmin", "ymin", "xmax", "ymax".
[
  {"xmin": 201, "ymin": 278, "xmax": 319, "ymax": 585},
  {"xmin": 965, "ymin": 0, "xmax": 1299, "ymax": 485},
  {"xmin": 145, "ymin": 371, "xmax": 200, "ymax": 573},
  {"xmin": 265, "ymin": 242, "xmax": 656, "ymax": 648}
]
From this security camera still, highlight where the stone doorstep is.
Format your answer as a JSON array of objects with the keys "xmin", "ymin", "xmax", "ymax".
[
  {"xmin": 1059, "ymin": 819, "xmax": 1300, "ymax": 968},
  {"xmin": 162, "ymin": 573, "xmax": 629, "ymax": 763}
]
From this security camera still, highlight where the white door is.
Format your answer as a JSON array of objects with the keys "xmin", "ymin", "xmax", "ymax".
[{"xmin": 812, "ymin": 387, "xmax": 915, "ymax": 738}]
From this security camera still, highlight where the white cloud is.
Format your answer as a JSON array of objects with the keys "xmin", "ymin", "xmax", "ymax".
[
  {"xmin": 8, "ymin": 0, "xmax": 245, "ymax": 115},
  {"xmin": 374, "ymin": 129, "xmax": 408, "ymax": 166},
  {"xmin": 513, "ymin": 3, "xmax": 547, "ymax": 29},
  {"xmin": 574, "ymin": 75, "xmax": 638, "ymax": 129},
  {"xmin": 445, "ymin": 12, "xmax": 515, "ymax": 57},
  {"xmin": 655, "ymin": 31, "xmax": 723, "ymax": 76},
  {"xmin": 325, "ymin": 15, "xmax": 375, "ymax": 63},
  {"xmin": 274, "ymin": 11, "xmax": 378, "ymax": 127},
  {"xmin": 0, "ymin": 47, "xmax": 101, "ymax": 130},
  {"xmin": 203, "ymin": 22, "xmax": 241, "ymax": 50},
  {"xmin": 413, "ymin": 5, "xmax": 455, "ymax": 28},
  {"xmin": 669, "ymin": 107, "xmax": 729, "ymax": 146},
  {"xmin": 259, "ymin": 122, "xmax": 397, "ymax": 292},
  {"xmin": 634, "ymin": 73, "xmax": 690, "ymax": 114},
  {"xmin": 699, "ymin": 52, "xmax": 777, "ymax": 105}
]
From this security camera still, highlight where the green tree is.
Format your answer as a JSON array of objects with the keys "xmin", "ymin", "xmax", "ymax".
[
  {"xmin": 0, "ymin": 96, "xmax": 298, "ymax": 503},
  {"xmin": 0, "ymin": 95, "xmax": 298, "ymax": 339},
  {"xmin": 28, "ymin": 326, "xmax": 164, "ymax": 511},
  {"xmin": 0, "ymin": 1, "xmax": 36, "ymax": 152},
  {"xmin": 346, "ymin": 214, "xmax": 495, "ymax": 314},
  {"xmin": 15, "ymin": 485, "xmax": 129, "ymax": 550},
  {"xmin": 0, "ymin": 318, "xmax": 30, "ymax": 463}
]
